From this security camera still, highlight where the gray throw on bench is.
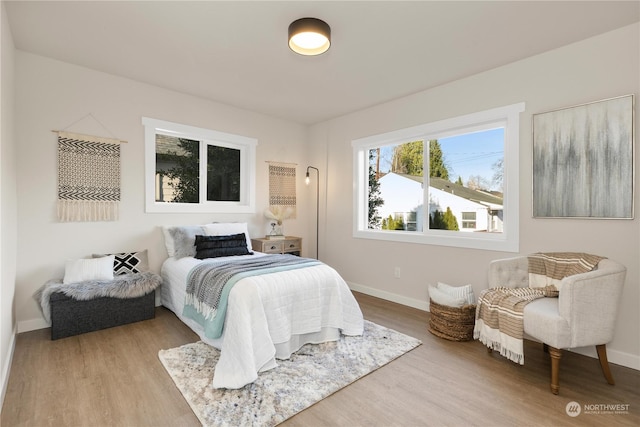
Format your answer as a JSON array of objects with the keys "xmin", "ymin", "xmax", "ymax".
[{"xmin": 34, "ymin": 271, "xmax": 162, "ymax": 339}]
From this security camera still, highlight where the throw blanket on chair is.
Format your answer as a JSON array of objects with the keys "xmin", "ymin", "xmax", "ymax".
[
  {"xmin": 528, "ymin": 252, "xmax": 605, "ymax": 292},
  {"xmin": 183, "ymin": 254, "xmax": 321, "ymax": 339},
  {"xmin": 474, "ymin": 286, "xmax": 556, "ymax": 364},
  {"xmin": 475, "ymin": 252, "xmax": 604, "ymax": 364}
]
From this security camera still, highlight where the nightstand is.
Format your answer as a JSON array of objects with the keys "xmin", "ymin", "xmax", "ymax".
[{"xmin": 251, "ymin": 236, "xmax": 302, "ymax": 256}]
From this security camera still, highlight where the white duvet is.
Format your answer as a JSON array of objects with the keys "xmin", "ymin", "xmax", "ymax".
[{"xmin": 160, "ymin": 253, "xmax": 364, "ymax": 389}]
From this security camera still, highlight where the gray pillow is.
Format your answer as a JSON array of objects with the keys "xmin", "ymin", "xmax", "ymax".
[{"xmin": 163, "ymin": 225, "xmax": 205, "ymax": 258}]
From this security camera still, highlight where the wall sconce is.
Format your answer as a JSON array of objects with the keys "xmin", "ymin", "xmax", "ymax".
[
  {"xmin": 288, "ymin": 18, "xmax": 331, "ymax": 56},
  {"xmin": 306, "ymin": 166, "xmax": 319, "ymax": 259}
]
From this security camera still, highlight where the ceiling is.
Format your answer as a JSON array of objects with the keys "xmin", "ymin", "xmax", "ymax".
[{"xmin": 5, "ymin": 1, "xmax": 640, "ymax": 125}]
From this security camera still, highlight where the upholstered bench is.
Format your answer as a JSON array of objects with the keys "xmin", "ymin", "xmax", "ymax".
[
  {"xmin": 50, "ymin": 290, "xmax": 155, "ymax": 340},
  {"xmin": 36, "ymin": 267, "xmax": 162, "ymax": 340}
]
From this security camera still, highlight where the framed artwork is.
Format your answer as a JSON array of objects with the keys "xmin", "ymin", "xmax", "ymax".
[{"xmin": 532, "ymin": 94, "xmax": 634, "ymax": 219}]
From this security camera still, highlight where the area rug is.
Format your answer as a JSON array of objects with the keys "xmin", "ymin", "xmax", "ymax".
[{"xmin": 158, "ymin": 320, "xmax": 421, "ymax": 426}]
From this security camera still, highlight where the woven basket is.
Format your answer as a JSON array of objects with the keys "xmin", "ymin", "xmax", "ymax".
[{"xmin": 428, "ymin": 299, "xmax": 476, "ymax": 342}]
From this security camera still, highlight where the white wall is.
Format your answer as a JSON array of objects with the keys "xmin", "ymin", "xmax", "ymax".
[
  {"xmin": 14, "ymin": 52, "xmax": 310, "ymax": 331},
  {"xmin": 0, "ymin": 1, "xmax": 17, "ymax": 409},
  {"xmin": 310, "ymin": 24, "xmax": 640, "ymax": 369}
]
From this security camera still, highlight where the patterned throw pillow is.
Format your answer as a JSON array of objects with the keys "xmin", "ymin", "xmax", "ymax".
[{"xmin": 93, "ymin": 250, "xmax": 149, "ymax": 275}]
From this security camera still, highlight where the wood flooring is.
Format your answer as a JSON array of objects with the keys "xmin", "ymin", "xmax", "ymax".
[{"xmin": 2, "ymin": 292, "xmax": 639, "ymax": 426}]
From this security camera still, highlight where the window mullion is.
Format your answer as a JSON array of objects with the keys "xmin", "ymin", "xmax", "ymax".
[
  {"xmin": 422, "ymin": 138, "xmax": 430, "ymax": 236},
  {"xmin": 200, "ymin": 141, "xmax": 208, "ymax": 204}
]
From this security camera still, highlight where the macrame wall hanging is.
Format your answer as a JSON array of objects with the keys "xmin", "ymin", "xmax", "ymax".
[
  {"xmin": 266, "ymin": 161, "xmax": 297, "ymax": 221},
  {"xmin": 55, "ymin": 130, "xmax": 124, "ymax": 222}
]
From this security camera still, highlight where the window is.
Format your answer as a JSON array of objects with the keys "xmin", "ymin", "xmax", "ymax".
[
  {"xmin": 461, "ymin": 212, "xmax": 477, "ymax": 229},
  {"xmin": 143, "ymin": 117, "xmax": 257, "ymax": 213},
  {"xmin": 352, "ymin": 102, "xmax": 524, "ymax": 252}
]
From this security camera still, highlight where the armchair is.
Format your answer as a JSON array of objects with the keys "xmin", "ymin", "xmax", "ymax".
[{"xmin": 487, "ymin": 256, "xmax": 626, "ymax": 394}]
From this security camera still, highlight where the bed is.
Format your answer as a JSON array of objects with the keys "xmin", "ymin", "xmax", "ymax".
[{"xmin": 160, "ymin": 223, "xmax": 364, "ymax": 389}]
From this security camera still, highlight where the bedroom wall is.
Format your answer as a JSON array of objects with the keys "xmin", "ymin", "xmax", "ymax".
[
  {"xmin": 13, "ymin": 52, "xmax": 310, "ymax": 332},
  {"xmin": 0, "ymin": 1, "xmax": 17, "ymax": 408},
  {"xmin": 308, "ymin": 23, "xmax": 640, "ymax": 369}
]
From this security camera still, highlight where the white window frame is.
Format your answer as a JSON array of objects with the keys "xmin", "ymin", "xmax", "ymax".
[
  {"xmin": 352, "ymin": 102, "xmax": 524, "ymax": 252},
  {"xmin": 143, "ymin": 117, "xmax": 257, "ymax": 213}
]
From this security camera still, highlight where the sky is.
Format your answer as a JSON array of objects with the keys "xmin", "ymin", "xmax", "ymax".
[
  {"xmin": 377, "ymin": 127, "xmax": 505, "ymax": 190},
  {"xmin": 439, "ymin": 127, "xmax": 504, "ymax": 187}
]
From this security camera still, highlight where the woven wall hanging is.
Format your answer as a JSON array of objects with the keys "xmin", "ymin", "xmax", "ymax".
[
  {"xmin": 56, "ymin": 131, "xmax": 123, "ymax": 222},
  {"xmin": 267, "ymin": 162, "xmax": 297, "ymax": 219}
]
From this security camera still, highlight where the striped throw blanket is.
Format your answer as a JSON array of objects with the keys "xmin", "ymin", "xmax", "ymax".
[
  {"xmin": 474, "ymin": 252, "xmax": 604, "ymax": 364},
  {"xmin": 528, "ymin": 252, "xmax": 605, "ymax": 293},
  {"xmin": 183, "ymin": 254, "xmax": 320, "ymax": 339},
  {"xmin": 474, "ymin": 286, "xmax": 556, "ymax": 364}
]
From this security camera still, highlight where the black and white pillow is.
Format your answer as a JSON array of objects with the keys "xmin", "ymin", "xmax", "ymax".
[
  {"xmin": 93, "ymin": 250, "xmax": 149, "ymax": 275},
  {"xmin": 194, "ymin": 234, "xmax": 253, "ymax": 259}
]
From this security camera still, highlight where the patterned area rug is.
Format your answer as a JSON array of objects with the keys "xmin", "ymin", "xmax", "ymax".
[{"xmin": 158, "ymin": 320, "xmax": 421, "ymax": 426}]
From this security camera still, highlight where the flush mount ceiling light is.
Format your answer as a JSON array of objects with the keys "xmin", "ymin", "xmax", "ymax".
[{"xmin": 288, "ymin": 17, "xmax": 331, "ymax": 56}]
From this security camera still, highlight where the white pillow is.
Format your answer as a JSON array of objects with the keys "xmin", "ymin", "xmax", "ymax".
[
  {"xmin": 202, "ymin": 223, "xmax": 252, "ymax": 251},
  {"xmin": 63, "ymin": 256, "xmax": 115, "ymax": 284},
  {"xmin": 437, "ymin": 282, "xmax": 476, "ymax": 305},
  {"xmin": 428, "ymin": 285, "xmax": 466, "ymax": 308}
]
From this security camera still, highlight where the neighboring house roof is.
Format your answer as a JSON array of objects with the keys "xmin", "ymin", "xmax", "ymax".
[
  {"xmin": 156, "ymin": 134, "xmax": 192, "ymax": 156},
  {"xmin": 396, "ymin": 173, "xmax": 503, "ymax": 207}
]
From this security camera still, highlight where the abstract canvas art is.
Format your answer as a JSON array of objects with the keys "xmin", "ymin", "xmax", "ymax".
[{"xmin": 532, "ymin": 95, "xmax": 634, "ymax": 218}]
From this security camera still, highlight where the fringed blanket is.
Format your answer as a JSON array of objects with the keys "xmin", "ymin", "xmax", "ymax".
[
  {"xmin": 474, "ymin": 286, "xmax": 556, "ymax": 364},
  {"xmin": 35, "ymin": 271, "xmax": 162, "ymax": 323},
  {"xmin": 528, "ymin": 252, "xmax": 605, "ymax": 292},
  {"xmin": 475, "ymin": 252, "xmax": 604, "ymax": 364},
  {"xmin": 183, "ymin": 254, "xmax": 320, "ymax": 339}
]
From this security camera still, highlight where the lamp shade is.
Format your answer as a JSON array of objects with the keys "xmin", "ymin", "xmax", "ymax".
[{"xmin": 288, "ymin": 18, "xmax": 331, "ymax": 56}]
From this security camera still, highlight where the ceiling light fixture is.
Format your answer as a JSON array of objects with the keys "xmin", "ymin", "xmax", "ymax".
[{"xmin": 288, "ymin": 17, "xmax": 331, "ymax": 56}]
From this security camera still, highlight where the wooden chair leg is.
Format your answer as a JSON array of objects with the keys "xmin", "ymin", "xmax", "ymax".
[
  {"xmin": 548, "ymin": 346, "xmax": 562, "ymax": 395},
  {"xmin": 596, "ymin": 344, "xmax": 615, "ymax": 385}
]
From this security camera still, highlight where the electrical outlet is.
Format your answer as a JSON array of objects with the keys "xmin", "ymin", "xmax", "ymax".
[{"xmin": 394, "ymin": 267, "xmax": 401, "ymax": 278}]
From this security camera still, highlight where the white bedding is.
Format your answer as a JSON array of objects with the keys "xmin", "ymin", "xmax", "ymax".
[{"xmin": 160, "ymin": 253, "xmax": 364, "ymax": 389}]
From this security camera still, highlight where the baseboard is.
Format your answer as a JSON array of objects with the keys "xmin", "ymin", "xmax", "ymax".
[
  {"xmin": 347, "ymin": 281, "xmax": 429, "ymax": 312},
  {"xmin": 570, "ymin": 346, "xmax": 640, "ymax": 371},
  {"xmin": 17, "ymin": 317, "xmax": 48, "ymax": 333},
  {"xmin": 0, "ymin": 327, "xmax": 16, "ymax": 414},
  {"xmin": 348, "ymin": 281, "xmax": 639, "ymax": 371}
]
